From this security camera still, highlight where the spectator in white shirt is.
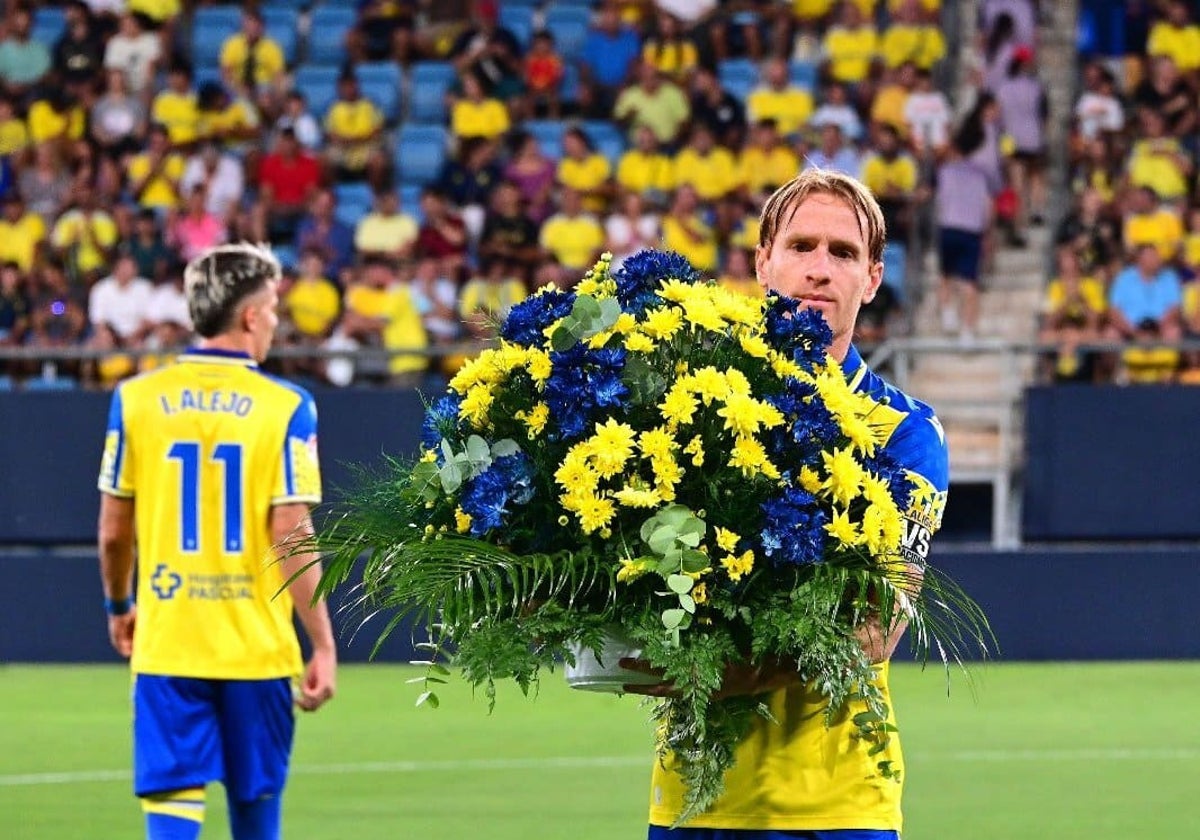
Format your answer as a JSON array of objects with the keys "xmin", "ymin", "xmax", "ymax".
[
  {"xmin": 904, "ymin": 67, "xmax": 952, "ymax": 156},
  {"xmin": 103, "ymin": 12, "xmax": 161, "ymax": 98},
  {"xmin": 1074, "ymin": 62, "xmax": 1124, "ymax": 141},
  {"xmin": 809, "ymin": 82, "xmax": 863, "ymax": 143},
  {"xmin": 180, "ymin": 141, "xmax": 245, "ymax": 222},
  {"xmin": 88, "ymin": 252, "xmax": 154, "ymax": 344},
  {"xmin": 605, "ymin": 191, "xmax": 660, "ymax": 272}
]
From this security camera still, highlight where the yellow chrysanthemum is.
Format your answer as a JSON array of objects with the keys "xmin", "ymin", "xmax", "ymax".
[
  {"xmin": 639, "ymin": 427, "xmax": 676, "ymax": 461},
  {"xmin": 737, "ymin": 332, "xmax": 771, "ymax": 359},
  {"xmin": 721, "ymin": 549, "xmax": 755, "ymax": 581},
  {"xmin": 611, "ymin": 312, "xmax": 638, "ymax": 334},
  {"xmin": 642, "ymin": 306, "xmax": 684, "ymax": 340},
  {"xmin": 715, "ymin": 288, "xmax": 764, "ymax": 326},
  {"xmin": 587, "ymin": 418, "xmax": 637, "ymax": 477},
  {"xmin": 651, "ymin": 454, "xmax": 684, "ymax": 500},
  {"xmin": 554, "ymin": 452, "xmax": 599, "ymax": 496},
  {"xmin": 682, "ymin": 434, "xmax": 705, "ymax": 466},
  {"xmin": 825, "ymin": 507, "xmax": 862, "ymax": 548},
  {"xmin": 612, "ymin": 484, "xmax": 664, "ymax": 508},
  {"xmin": 723, "ymin": 368, "xmax": 751, "ymax": 396},
  {"xmin": 799, "ymin": 465, "xmax": 823, "ymax": 494},
  {"xmin": 728, "ymin": 435, "xmax": 781, "ymax": 479},
  {"xmin": 691, "ymin": 582, "xmax": 708, "ymax": 605},
  {"xmin": 419, "ymin": 449, "xmax": 437, "ymax": 463},
  {"xmin": 822, "ymin": 446, "xmax": 865, "ymax": 507},
  {"xmin": 458, "ymin": 385, "xmax": 495, "ymax": 428},
  {"xmin": 454, "ymin": 507, "xmax": 472, "ymax": 533},
  {"xmin": 860, "ymin": 504, "xmax": 891, "ymax": 555},
  {"xmin": 515, "ymin": 402, "xmax": 550, "ymax": 438},
  {"xmin": 768, "ymin": 351, "xmax": 804, "ymax": 380},
  {"xmin": 861, "ymin": 473, "xmax": 895, "ymax": 508},
  {"xmin": 679, "ymin": 295, "xmax": 727, "ymax": 332},
  {"xmin": 839, "ymin": 414, "xmax": 878, "ymax": 456},
  {"xmin": 624, "ymin": 331, "xmax": 657, "ymax": 353},
  {"xmin": 715, "ymin": 527, "xmax": 740, "ymax": 553},
  {"xmin": 574, "ymin": 493, "xmax": 616, "ymax": 533},
  {"xmin": 688, "ymin": 367, "xmax": 728, "ymax": 405},
  {"xmin": 659, "ymin": 384, "xmax": 699, "ymax": 427},
  {"xmin": 656, "ymin": 278, "xmax": 697, "ymax": 305},
  {"xmin": 526, "ymin": 349, "xmax": 553, "ymax": 384},
  {"xmin": 717, "ymin": 392, "xmax": 784, "ymax": 437},
  {"xmin": 617, "ymin": 556, "xmax": 656, "ymax": 584}
]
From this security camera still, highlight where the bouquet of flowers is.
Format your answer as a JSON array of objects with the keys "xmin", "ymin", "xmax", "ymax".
[{"xmin": 312, "ymin": 251, "xmax": 991, "ymax": 823}]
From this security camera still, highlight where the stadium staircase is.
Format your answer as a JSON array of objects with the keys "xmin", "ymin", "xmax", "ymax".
[{"xmin": 888, "ymin": 0, "xmax": 1078, "ymax": 546}]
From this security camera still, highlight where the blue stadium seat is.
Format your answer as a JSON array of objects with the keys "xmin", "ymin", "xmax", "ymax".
[
  {"xmin": 559, "ymin": 62, "xmax": 581, "ymax": 104},
  {"xmin": 408, "ymin": 61, "xmax": 456, "ymax": 124},
  {"xmin": 399, "ymin": 183, "xmax": 424, "ymax": 221},
  {"xmin": 395, "ymin": 125, "xmax": 449, "ymax": 186},
  {"xmin": 334, "ymin": 197, "xmax": 371, "ymax": 229},
  {"xmin": 24, "ymin": 376, "xmax": 77, "ymax": 392},
  {"xmin": 718, "ymin": 58, "xmax": 760, "ymax": 102},
  {"xmin": 262, "ymin": 0, "xmax": 311, "ymax": 9},
  {"xmin": 544, "ymin": 7, "xmax": 591, "ymax": 61},
  {"xmin": 193, "ymin": 7, "xmax": 241, "ymax": 32},
  {"xmin": 789, "ymin": 60, "xmax": 818, "ymax": 91},
  {"xmin": 293, "ymin": 65, "xmax": 341, "ymax": 118},
  {"xmin": 306, "ymin": 6, "xmax": 356, "ymax": 66},
  {"xmin": 335, "ymin": 182, "xmax": 374, "ymax": 212},
  {"xmin": 192, "ymin": 22, "xmax": 236, "ymax": 69},
  {"xmin": 31, "ymin": 7, "xmax": 65, "ymax": 47},
  {"xmin": 499, "ymin": 6, "xmax": 535, "ymax": 48},
  {"xmin": 273, "ymin": 243, "xmax": 299, "ymax": 271},
  {"xmin": 525, "ymin": 120, "xmax": 565, "ymax": 160},
  {"xmin": 358, "ymin": 62, "xmax": 403, "ymax": 123},
  {"xmin": 0, "ymin": 375, "xmax": 12, "ymax": 392},
  {"xmin": 581, "ymin": 120, "xmax": 626, "ymax": 166},
  {"xmin": 265, "ymin": 18, "xmax": 300, "ymax": 66}
]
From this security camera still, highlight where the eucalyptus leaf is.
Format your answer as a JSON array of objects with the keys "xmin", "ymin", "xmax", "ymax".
[
  {"xmin": 415, "ymin": 691, "xmax": 439, "ymax": 708},
  {"xmin": 678, "ymin": 593, "xmax": 696, "ymax": 613},
  {"xmin": 662, "ymin": 608, "xmax": 686, "ymax": 629},
  {"xmin": 681, "ymin": 550, "xmax": 709, "ymax": 573},
  {"xmin": 438, "ymin": 462, "xmax": 462, "ymax": 494},
  {"xmin": 667, "ymin": 574, "xmax": 694, "ymax": 594},
  {"xmin": 491, "ymin": 439, "xmax": 520, "ymax": 458},
  {"xmin": 647, "ymin": 524, "xmax": 678, "ymax": 556},
  {"xmin": 466, "ymin": 435, "xmax": 491, "ymax": 464}
]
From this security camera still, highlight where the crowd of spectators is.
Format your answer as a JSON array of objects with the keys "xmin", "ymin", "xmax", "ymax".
[
  {"xmin": 1047, "ymin": 0, "xmax": 1200, "ymax": 384},
  {"xmin": 0, "ymin": 0, "xmax": 961, "ymax": 391}
]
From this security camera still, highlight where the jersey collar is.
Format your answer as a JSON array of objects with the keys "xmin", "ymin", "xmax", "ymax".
[
  {"xmin": 179, "ymin": 347, "xmax": 258, "ymax": 367},
  {"xmin": 840, "ymin": 344, "xmax": 868, "ymax": 391}
]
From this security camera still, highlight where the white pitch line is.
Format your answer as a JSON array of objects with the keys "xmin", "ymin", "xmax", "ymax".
[{"xmin": 3, "ymin": 748, "xmax": 1197, "ymax": 788}]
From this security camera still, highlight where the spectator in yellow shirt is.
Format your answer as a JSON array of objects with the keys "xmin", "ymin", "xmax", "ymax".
[
  {"xmin": 871, "ymin": 62, "xmax": 916, "ymax": 138},
  {"xmin": 1039, "ymin": 245, "xmax": 1106, "ymax": 382},
  {"xmin": 451, "ymin": 72, "xmax": 511, "ymax": 141},
  {"xmin": 1123, "ymin": 186, "xmax": 1185, "ymax": 262},
  {"xmin": 616, "ymin": 124, "xmax": 674, "ymax": 205},
  {"xmin": 661, "ymin": 185, "xmax": 718, "ymax": 273},
  {"xmin": 459, "ymin": 257, "xmax": 528, "ymax": 340},
  {"xmin": 355, "ymin": 187, "xmax": 419, "ymax": 263},
  {"xmin": 557, "ymin": 126, "xmax": 613, "ymax": 214},
  {"xmin": 324, "ymin": 71, "xmax": 387, "ymax": 186},
  {"xmin": 127, "ymin": 124, "xmax": 185, "ymax": 211},
  {"xmin": 1147, "ymin": 0, "xmax": 1200, "ymax": 74},
  {"xmin": 220, "ymin": 9, "xmax": 286, "ymax": 111},
  {"xmin": 0, "ymin": 95, "xmax": 27, "ymax": 157},
  {"xmin": 1127, "ymin": 109, "xmax": 1193, "ymax": 204},
  {"xmin": 821, "ymin": 2, "xmax": 878, "ymax": 84},
  {"xmin": 746, "ymin": 57, "xmax": 814, "ymax": 137},
  {"xmin": 195, "ymin": 82, "xmax": 262, "ymax": 158},
  {"xmin": 641, "ymin": 10, "xmax": 699, "ymax": 85},
  {"xmin": 341, "ymin": 256, "xmax": 428, "ymax": 383},
  {"xmin": 717, "ymin": 247, "xmax": 762, "ymax": 299},
  {"xmin": 879, "ymin": 0, "xmax": 946, "ymax": 71},
  {"xmin": 283, "ymin": 249, "xmax": 343, "ymax": 385},
  {"xmin": 672, "ymin": 123, "xmax": 741, "ymax": 201},
  {"xmin": 613, "ymin": 61, "xmax": 692, "ymax": 146},
  {"xmin": 0, "ymin": 194, "xmax": 45, "ymax": 272},
  {"xmin": 28, "ymin": 90, "xmax": 86, "ymax": 146},
  {"xmin": 539, "ymin": 187, "xmax": 605, "ymax": 274},
  {"xmin": 50, "ymin": 181, "xmax": 119, "ymax": 281},
  {"xmin": 738, "ymin": 119, "xmax": 801, "ymax": 204},
  {"xmin": 152, "ymin": 63, "xmax": 199, "ymax": 148}
]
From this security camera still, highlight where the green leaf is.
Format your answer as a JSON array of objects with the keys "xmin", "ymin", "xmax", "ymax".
[
  {"xmin": 647, "ymin": 524, "xmax": 678, "ymax": 556},
  {"xmin": 667, "ymin": 574, "xmax": 694, "ymax": 594},
  {"xmin": 678, "ymin": 593, "xmax": 696, "ymax": 613},
  {"xmin": 853, "ymin": 710, "xmax": 884, "ymax": 726},
  {"xmin": 677, "ymin": 517, "xmax": 706, "ymax": 546},
  {"xmin": 596, "ymin": 297, "xmax": 622, "ymax": 329},
  {"xmin": 573, "ymin": 295, "xmax": 601, "ymax": 320},
  {"xmin": 466, "ymin": 435, "xmax": 491, "ymax": 464},
  {"xmin": 415, "ymin": 691, "xmax": 439, "ymax": 709},
  {"xmin": 429, "ymin": 663, "xmax": 451, "ymax": 676},
  {"xmin": 661, "ymin": 608, "xmax": 686, "ymax": 629},
  {"xmin": 550, "ymin": 325, "xmax": 577, "ymax": 351},
  {"xmin": 438, "ymin": 462, "xmax": 462, "ymax": 494},
  {"xmin": 410, "ymin": 461, "xmax": 442, "ymax": 501},
  {"xmin": 681, "ymin": 550, "xmax": 709, "ymax": 573},
  {"xmin": 490, "ymin": 439, "xmax": 520, "ymax": 458},
  {"xmin": 659, "ymin": 504, "xmax": 692, "ymax": 527}
]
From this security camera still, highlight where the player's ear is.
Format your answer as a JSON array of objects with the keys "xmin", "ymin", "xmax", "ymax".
[
  {"xmin": 862, "ymin": 259, "xmax": 884, "ymax": 305},
  {"xmin": 754, "ymin": 244, "xmax": 770, "ymax": 293}
]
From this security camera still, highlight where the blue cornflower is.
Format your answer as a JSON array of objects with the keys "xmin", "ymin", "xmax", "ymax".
[
  {"xmin": 865, "ymin": 449, "xmax": 913, "ymax": 512},
  {"xmin": 543, "ymin": 345, "xmax": 629, "ymax": 440},
  {"xmin": 760, "ymin": 487, "xmax": 828, "ymax": 566},
  {"xmin": 765, "ymin": 379, "xmax": 841, "ymax": 466},
  {"xmin": 500, "ymin": 288, "xmax": 577, "ymax": 347},
  {"xmin": 763, "ymin": 295, "xmax": 834, "ymax": 369},
  {"xmin": 420, "ymin": 394, "xmax": 462, "ymax": 451},
  {"xmin": 459, "ymin": 453, "xmax": 535, "ymax": 536},
  {"xmin": 615, "ymin": 249, "xmax": 700, "ymax": 316}
]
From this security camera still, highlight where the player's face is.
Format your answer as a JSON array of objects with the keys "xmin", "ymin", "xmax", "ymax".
[
  {"xmin": 755, "ymin": 192, "xmax": 882, "ymax": 360},
  {"xmin": 246, "ymin": 281, "xmax": 280, "ymax": 362}
]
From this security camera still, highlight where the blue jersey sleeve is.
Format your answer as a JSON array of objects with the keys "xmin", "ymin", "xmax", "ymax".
[
  {"xmin": 273, "ymin": 387, "xmax": 322, "ymax": 505},
  {"xmin": 98, "ymin": 387, "xmax": 134, "ymax": 497},
  {"xmin": 886, "ymin": 408, "xmax": 949, "ymax": 567}
]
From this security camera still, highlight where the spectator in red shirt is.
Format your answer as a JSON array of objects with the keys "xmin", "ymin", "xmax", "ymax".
[
  {"xmin": 523, "ymin": 31, "xmax": 564, "ymax": 119},
  {"xmin": 416, "ymin": 187, "xmax": 468, "ymax": 272},
  {"xmin": 253, "ymin": 127, "xmax": 323, "ymax": 243}
]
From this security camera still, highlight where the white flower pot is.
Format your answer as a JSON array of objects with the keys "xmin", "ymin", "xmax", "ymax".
[{"xmin": 564, "ymin": 630, "xmax": 663, "ymax": 693}]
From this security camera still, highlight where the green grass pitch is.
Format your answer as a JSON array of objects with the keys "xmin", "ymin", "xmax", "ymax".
[{"xmin": 2, "ymin": 662, "xmax": 1198, "ymax": 838}]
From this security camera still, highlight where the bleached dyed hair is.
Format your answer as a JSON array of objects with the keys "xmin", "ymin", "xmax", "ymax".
[{"xmin": 183, "ymin": 242, "xmax": 282, "ymax": 338}]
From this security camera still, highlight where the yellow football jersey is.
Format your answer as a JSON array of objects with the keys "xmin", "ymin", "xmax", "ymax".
[{"xmin": 98, "ymin": 349, "xmax": 322, "ymax": 680}]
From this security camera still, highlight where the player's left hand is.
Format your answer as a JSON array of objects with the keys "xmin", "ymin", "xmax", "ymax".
[
  {"xmin": 295, "ymin": 647, "xmax": 337, "ymax": 712},
  {"xmin": 107, "ymin": 608, "xmax": 136, "ymax": 658}
]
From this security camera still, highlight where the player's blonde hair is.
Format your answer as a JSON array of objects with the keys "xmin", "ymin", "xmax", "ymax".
[
  {"xmin": 758, "ymin": 169, "xmax": 887, "ymax": 264},
  {"xmin": 184, "ymin": 242, "xmax": 282, "ymax": 338}
]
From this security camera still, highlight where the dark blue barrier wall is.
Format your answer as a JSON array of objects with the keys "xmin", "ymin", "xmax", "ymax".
[
  {"xmin": 1024, "ymin": 385, "xmax": 1200, "ymax": 540},
  {"xmin": 0, "ymin": 388, "xmax": 428, "ymax": 544},
  {"xmin": 5, "ymin": 546, "xmax": 1198, "ymax": 663}
]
